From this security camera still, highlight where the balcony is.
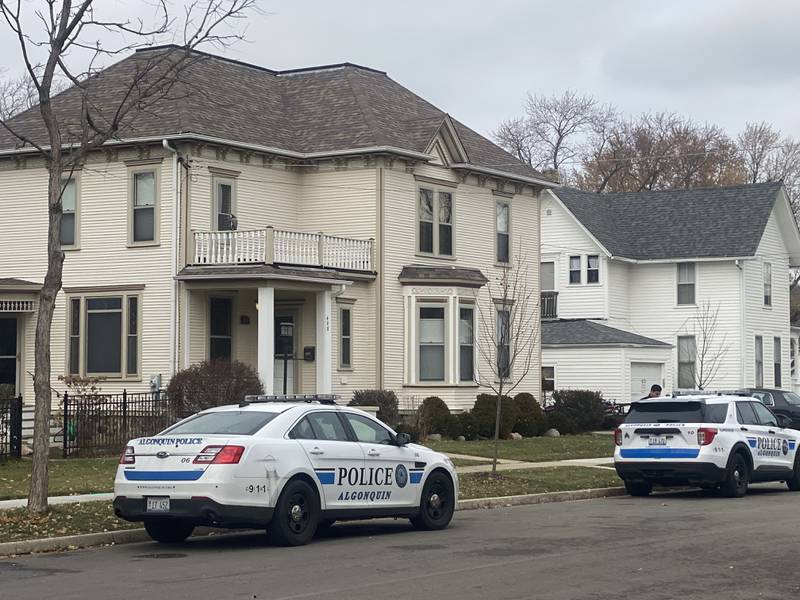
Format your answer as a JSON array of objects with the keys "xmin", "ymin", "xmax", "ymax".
[
  {"xmin": 541, "ymin": 291, "xmax": 558, "ymax": 320},
  {"xmin": 191, "ymin": 227, "xmax": 374, "ymax": 272}
]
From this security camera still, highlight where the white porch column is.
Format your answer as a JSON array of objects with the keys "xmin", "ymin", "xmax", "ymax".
[
  {"xmin": 316, "ymin": 288, "xmax": 332, "ymax": 395},
  {"xmin": 257, "ymin": 286, "xmax": 275, "ymax": 394}
]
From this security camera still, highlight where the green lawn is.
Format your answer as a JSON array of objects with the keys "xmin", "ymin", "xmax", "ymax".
[
  {"xmin": 450, "ymin": 457, "xmax": 492, "ymax": 468},
  {"xmin": 459, "ymin": 466, "xmax": 622, "ymax": 500},
  {"xmin": 0, "ymin": 502, "xmax": 137, "ymax": 544},
  {"xmin": 0, "ymin": 458, "xmax": 117, "ymax": 501},
  {"xmin": 427, "ymin": 435, "xmax": 614, "ymax": 463}
]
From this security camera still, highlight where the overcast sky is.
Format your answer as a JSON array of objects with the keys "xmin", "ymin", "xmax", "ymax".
[{"xmin": 2, "ymin": 0, "xmax": 799, "ymax": 141}]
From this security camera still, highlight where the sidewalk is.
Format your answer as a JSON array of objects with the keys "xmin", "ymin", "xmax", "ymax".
[
  {"xmin": 0, "ymin": 492, "xmax": 113, "ymax": 511},
  {"xmin": 454, "ymin": 454, "xmax": 614, "ymax": 474}
]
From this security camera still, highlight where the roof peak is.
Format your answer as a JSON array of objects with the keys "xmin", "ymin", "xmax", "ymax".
[{"xmin": 135, "ymin": 44, "xmax": 386, "ymax": 76}]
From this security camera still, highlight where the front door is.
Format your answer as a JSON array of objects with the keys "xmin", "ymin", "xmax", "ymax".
[
  {"xmin": 0, "ymin": 317, "xmax": 17, "ymax": 394},
  {"xmin": 274, "ymin": 314, "xmax": 295, "ymax": 395}
]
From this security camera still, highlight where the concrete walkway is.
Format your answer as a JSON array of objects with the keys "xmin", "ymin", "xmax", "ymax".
[
  {"xmin": 454, "ymin": 455, "xmax": 614, "ymax": 474},
  {"xmin": 0, "ymin": 492, "xmax": 113, "ymax": 511}
]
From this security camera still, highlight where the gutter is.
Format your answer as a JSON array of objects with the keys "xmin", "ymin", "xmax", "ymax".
[{"xmin": 162, "ymin": 139, "xmax": 179, "ymax": 379}]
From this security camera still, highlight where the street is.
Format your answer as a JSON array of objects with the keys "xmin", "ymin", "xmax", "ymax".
[{"xmin": 2, "ymin": 485, "xmax": 800, "ymax": 600}]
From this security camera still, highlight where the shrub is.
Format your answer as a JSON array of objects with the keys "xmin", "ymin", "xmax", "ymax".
[
  {"xmin": 453, "ymin": 411, "xmax": 478, "ymax": 440},
  {"xmin": 472, "ymin": 394, "xmax": 518, "ymax": 439},
  {"xmin": 546, "ymin": 411, "xmax": 577, "ymax": 435},
  {"xmin": 551, "ymin": 390, "xmax": 605, "ymax": 433},
  {"xmin": 0, "ymin": 384, "xmax": 16, "ymax": 400},
  {"xmin": 418, "ymin": 396, "xmax": 451, "ymax": 438},
  {"xmin": 513, "ymin": 392, "xmax": 547, "ymax": 437},
  {"xmin": 394, "ymin": 422, "xmax": 420, "ymax": 443},
  {"xmin": 350, "ymin": 389, "xmax": 399, "ymax": 427},
  {"xmin": 167, "ymin": 359, "xmax": 263, "ymax": 415}
]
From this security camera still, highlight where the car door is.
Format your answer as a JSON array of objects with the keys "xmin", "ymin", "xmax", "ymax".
[
  {"xmin": 752, "ymin": 401, "xmax": 795, "ymax": 472},
  {"xmin": 775, "ymin": 391, "xmax": 800, "ymax": 429},
  {"xmin": 736, "ymin": 401, "xmax": 771, "ymax": 472},
  {"xmin": 290, "ymin": 411, "xmax": 366, "ymax": 510},
  {"xmin": 341, "ymin": 412, "xmax": 419, "ymax": 508}
]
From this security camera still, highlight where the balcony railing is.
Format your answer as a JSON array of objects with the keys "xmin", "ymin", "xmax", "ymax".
[
  {"xmin": 541, "ymin": 291, "xmax": 558, "ymax": 319},
  {"xmin": 191, "ymin": 227, "xmax": 374, "ymax": 272}
]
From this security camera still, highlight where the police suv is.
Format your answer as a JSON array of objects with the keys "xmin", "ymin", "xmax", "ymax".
[
  {"xmin": 113, "ymin": 397, "xmax": 458, "ymax": 546},
  {"xmin": 614, "ymin": 394, "xmax": 800, "ymax": 497}
]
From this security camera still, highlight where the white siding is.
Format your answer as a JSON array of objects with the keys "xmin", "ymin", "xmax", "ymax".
[{"xmin": 542, "ymin": 347, "xmax": 624, "ymax": 400}]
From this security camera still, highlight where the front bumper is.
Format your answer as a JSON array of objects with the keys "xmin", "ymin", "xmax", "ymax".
[
  {"xmin": 113, "ymin": 496, "xmax": 273, "ymax": 528},
  {"xmin": 615, "ymin": 461, "xmax": 727, "ymax": 485}
]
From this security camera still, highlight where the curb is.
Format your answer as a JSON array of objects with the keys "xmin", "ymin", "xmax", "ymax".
[{"xmin": 0, "ymin": 487, "xmax": 628, "ymax": 557}]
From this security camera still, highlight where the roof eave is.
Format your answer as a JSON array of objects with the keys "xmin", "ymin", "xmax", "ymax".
[
  {"xmin": 451, "ymin": 163, "xmax": 559, "ymax": 189},
  {"xmin": 542, "ymin": 342, "xmax": 673, "ymax": 349}
]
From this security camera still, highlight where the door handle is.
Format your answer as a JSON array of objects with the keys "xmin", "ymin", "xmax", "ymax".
[
  {"xmin": 309, "ymin": 447, "xmax": 324, "ymax": 455},
  {"xmin": 740, "ymin": 427, "xmax": 748, "ymax": 432},
  {"xmin": 367, "ymin": 449, "xmax": 380, "ymax": 457},
  {"xmin": 769, "ymin": 430, "xmax": 776, "ymax": 434}
]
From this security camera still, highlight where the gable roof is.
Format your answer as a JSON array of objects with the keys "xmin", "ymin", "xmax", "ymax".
[
  {"xmin": 552, "ymin": 182, "xmax": 787, "ymax": 261},
  {"xmin": 542, "ymin": 319, "xmax": 670, "ymax": 348},
  {"xmin": 0, "ymin": 46, "xmax": 552, "ymax": 186}
]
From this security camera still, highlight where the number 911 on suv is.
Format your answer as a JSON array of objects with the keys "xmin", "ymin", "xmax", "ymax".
[
  {"xmin": 113, "ymin": 398, "xmax": 458, "ymax": 546},
  {"xmin": 614, "ymin": 395, "xmax": 800, "ymax": 498}
]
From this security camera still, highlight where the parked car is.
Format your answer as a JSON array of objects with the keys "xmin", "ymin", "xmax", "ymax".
[{"xmin": 738, "ymin": 388, "xmax": 800, "ymax": 429}]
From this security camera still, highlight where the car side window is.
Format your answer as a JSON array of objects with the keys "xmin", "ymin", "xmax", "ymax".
[
  {"xmin": 736, "ymin": 402, "xmax": 759, "ymax": 426},
  {"xmin": 289, "ymin": 417, "xmax": 316, "ymax": 440},
  {"xmin": 306, "ymin": 412, "xmax": 350, "ymax": 442},
  {"xmin": 752, "ymin": 391, "xmax": 774, "ymax": 407},
  {"xmin": 344, "ymin": 413, "xmax": 394, "ymax": 444},
  {"xmin": 704, "ymin": 404, "xmax": 729, "ymax": 424},
  {"xmin": 752, "ymin": 402, "xmax": 778, "ymax": 427}
]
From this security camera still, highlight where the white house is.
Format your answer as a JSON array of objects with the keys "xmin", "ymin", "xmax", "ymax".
[
  {"xmin": 0, "ymin": 46, "xmax": 554, "ymax": 412},
  {"xmin": 540, "ymin": 183, "xmax": 800, "ymax": 402}
]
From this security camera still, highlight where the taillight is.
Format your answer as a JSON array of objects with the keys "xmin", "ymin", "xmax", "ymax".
[
  {"xmin": 120, "ymin": 446, "xmax": 135, "ymax": 464},
  {"xmin": 697, "ymin": 428, "xmax": 718, "ymax": 446},
  {"xmin": 614, "ymin": 428, "xmax": 623, "ymax": 446},
  {"xmin": 193, "ymin": 445, "xmax": 245, "ymax": 464}
]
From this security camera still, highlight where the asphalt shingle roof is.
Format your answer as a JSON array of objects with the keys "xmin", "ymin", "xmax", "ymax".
[
  {"xmin": 0, "ymin": 47, "xmax": 548, "ymax": 184},
  {"xmin": 553, "ymin": 182, "xmax": 784, "ymax": 260},
  {"xmin": 542, "ymin": 319, "xmax": 670, "ymax": 347}
]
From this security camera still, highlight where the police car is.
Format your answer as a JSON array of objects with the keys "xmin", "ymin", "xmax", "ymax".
[
  {"xmin": 113, "ymin": 396, "xmax": 458, "ymax": 546},
  {"xmin": 614, "ymin": 394, "xmax": 800, "ymax": 497}
]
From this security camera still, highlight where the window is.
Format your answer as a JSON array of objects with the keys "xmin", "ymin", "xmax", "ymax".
[
  {"xmin": 751, "ymin": 391, "xmax": 774, "ymax": 406},
  {"xmin": 165, "ymin": 411, "xmax": 277, "ymax": 436},
  {"xmin": 627, "ymin": 401, "xmax": 705, "ymax": 424},
  {"xmin": 752, "ymin": 401, "xmax": 777, "ymax": 427},
  {"xmin": 289, "ymin": 417, "xmax": 316, "ymax": 440},
  {"xmin": 459, "ymin": 305, "xmax": 474, "ymax": 382},
  {"xmin": 587, "ymin": 255, "xmax": 600, "ymax": 284},
  {"xmin": 497, "ymin": 308, "xmax": 511, "ymax": 379},
  {"xmin": 784, "ymin": 392, "xmax": 800, "ymax": 406},
  {"xmin": 419, "ymin": 306, "xmax": 446, "ymax": 381},
  {"xmin": 736, "ymin": 401, "xmax": 758, "ymax": 426},
  {"xmin": 542, "ymin": 366, "xmax": 555, "ymax": 393},
  {"xmin": 209, "ymin": 297, "xmax": 233, "ymax": 360},
  {"xmin": 214, "ymin": 177, "xmax": 236, "ymax": 231},
  {"xmin": 306, "ymin": 412, "xmax": 349, "ymax": 442},
  {"xmin": 764, "ymin": 263, "xmax": 772, "ymax": 306},
  {"xmin": 339, "ymin": 307, "xmax": 352, "ymax": 369},
  {"xmin": 344, "ymin": 413, "xmax": 393, "ymax": 444},
  {"xmin": 755, "ymin": 335, "xmax": 764, "ymax": 387},
  {"xmin": 418, "ymin": 187, "xmax": 454, "ymax": 257},
  {"xmin": 131, "ymin": 170, "xmax": 157, "ymax": 243},
  {"xmin": 677, "ymin": 335, "xmax": 696, "ymax": 389},
  {"xmin": 677, "ymin": 263, "xmax": 695, "ymax": 305},
  {"xmin": 496, "ymin": 201, "xmax": 510, "ymax": 264},
  {"xmin": 774, "ymin": 337, "xmax": 782, "ymax": 387},
  {"xmin": 540, "ymin": 262, "xmax": 555, "ymax": 292},
  {"xmin": 67, "ymin": 293, "xmax": 141, "ymax": 378},
  {"xmin": 569, "ymin": 256, "xmax": 581, "ymax": 284},
  {"xmin": 60, "ymin": 178, "xmax": 77, "ymax": 247}
]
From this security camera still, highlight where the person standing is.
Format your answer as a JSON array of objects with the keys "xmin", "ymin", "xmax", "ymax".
[{"xmin": 641, "ymin": 384, "xmax": 662, "ymax": 400}]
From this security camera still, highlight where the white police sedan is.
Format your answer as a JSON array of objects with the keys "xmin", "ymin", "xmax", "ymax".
[{"xmin": 113, "ymin": 396, "xmax": 458, "ymax": 546}]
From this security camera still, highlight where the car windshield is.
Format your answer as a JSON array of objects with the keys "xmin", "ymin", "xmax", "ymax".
[
  {"xmin": 162, "ymin": 411, "xmax": 278, "ymax": 435},
  {"xmin": 625, "ymin": 401, "xmax": 724, "ymax": 424},
  {"xmin": 784, "ymin": 392, "xmax": 800, "ymax": 406}
]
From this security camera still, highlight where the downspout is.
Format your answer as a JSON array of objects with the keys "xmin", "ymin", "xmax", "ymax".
[
  {"xmin": 162, "ymin": 139, "xmax": 180, "ymax": 378},
  {"xmin": 736, "ymin": 259, "xmax": 746, "ymax": 388}
]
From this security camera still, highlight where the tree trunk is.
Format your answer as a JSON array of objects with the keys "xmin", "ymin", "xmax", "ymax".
[
  {"xmin": 28, "ymin": 169, "xmax": 65, "ymax": 515},
  {"xmin": 492, "ymin": 389, "xmax": 502, "ymax": 473}
]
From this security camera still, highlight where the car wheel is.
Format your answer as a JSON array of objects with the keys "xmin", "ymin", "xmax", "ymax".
[
  {"xmin": 268, "ymin": 479, "xmax": 319, "ymax": 546},
  {"xmin": 720, "ymin": 452, "xmax": 749, "ymax": 498},
  {"xmin": 144, "ymin": 518, "xmax": 194, "ymax": 544},
  {"xmin": 624, "ymin": 480, "xmax": 653, "ymax": 497},
  {"xmin": 786, "ymin": 455, "xmax": 800, "ymax": 491},
  {"xmin": 410, "ymin": 470, "xmax": 455, "ymax": 531}
]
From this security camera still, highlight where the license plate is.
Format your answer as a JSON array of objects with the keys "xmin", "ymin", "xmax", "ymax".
[
  {"xmin": 146, "ymin": 497, "xmax": 170, "ymax": 512},
  {"xmin": 648, "ymin": 436, "xmax": 667, "ymax": 446}
]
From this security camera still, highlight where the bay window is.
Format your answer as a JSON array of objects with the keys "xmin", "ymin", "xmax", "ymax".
[
  {"xmin": 418, "ymin": 305, "xmax": 446, "ymax": 381},
  {"xmin": 459, "ymin": 305, "xmax": 474, "ymax": 382}
]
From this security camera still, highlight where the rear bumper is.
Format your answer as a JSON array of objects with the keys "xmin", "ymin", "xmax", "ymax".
[
  {"xmin": 113, "ymin": 496, "xmax": 273, "ymax": 529},
  {"xmin": 615, "ymin": 461, "xmax": 727, "ymax": 485}
]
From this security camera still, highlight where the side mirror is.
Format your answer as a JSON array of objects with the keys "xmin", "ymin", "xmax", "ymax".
[
  {"xmin": 394, "ymin": 432, "xmax": 411, "ymax": 446},
  {"xmin": 777, "ymin": 414, "xmax": 793, "ymax": 429}
]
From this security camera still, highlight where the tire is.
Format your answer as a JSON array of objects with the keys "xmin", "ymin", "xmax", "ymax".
[
  {"xmin": 624, "ymin": 480, "xmax": 653, "ymax": 497},
  {"xmin": 268, "ymin": 479, "xmax": 320, "ymax": 546},
  {"xmin": 720, "ymin": 452, "xmax": 749, "ymax": 498},
  {"xmin": 144, "ymin": 518, "xmax": 194, "ymax": 544},
  {"xmin": 410, "ymin": 470, "xmax": 455, "ymax": 531},
  {"xmin": 787, "ymin": 455, "xmax": 800, "ymax": 491}
]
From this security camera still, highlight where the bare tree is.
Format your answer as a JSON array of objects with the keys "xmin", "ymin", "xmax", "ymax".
[
  {"xmin": 738, "ymin": 121, "xmax": 781, "ymax": 184},
  {"xmin": 0, "ymin": 0, "xmax": 256, "ymax": 515},
  {"xmin": 682, "ymin": 301, "xmax": 729, "ymax": 390},
  {"xmin": 474, "ymin": 253, "xmax": 539, "ymax": 472}
]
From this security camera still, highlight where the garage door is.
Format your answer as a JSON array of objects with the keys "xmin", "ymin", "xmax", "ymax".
[{"xmin": 630, "ymin": 362, "xmax": 663, "ymax": 402}]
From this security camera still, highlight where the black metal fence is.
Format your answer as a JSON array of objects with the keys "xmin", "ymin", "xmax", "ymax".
[
  {"xmin": 62, "ymin": 390, "xmax": 189, "ymax": 458},
  {"xmin": 0, "ymin": 396, "xmax": 23, "ymax": 461}
]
